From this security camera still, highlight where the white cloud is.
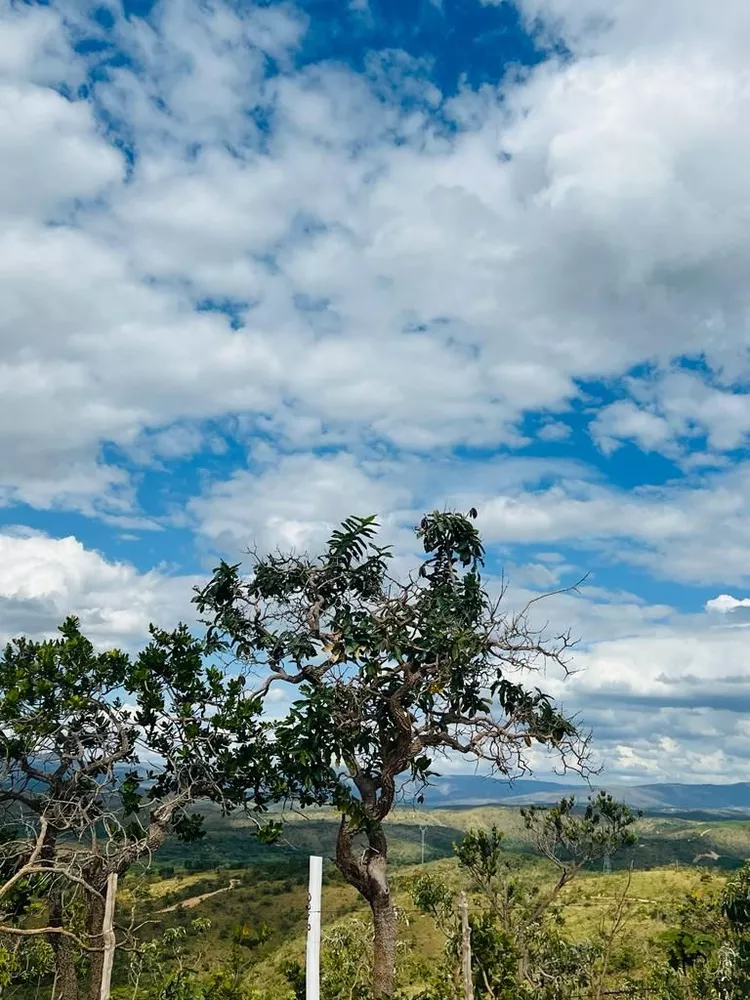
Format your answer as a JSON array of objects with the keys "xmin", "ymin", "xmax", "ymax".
[
  {"xmin": 0, "ymin": 2, "xmax": 78, "ymax": 87},
  {"xmin": 591, "ymin": 371, "xmax": 750, "ymax": 457},
  {"xmin": 590, "ymin": 400, "xmax": 673, "ymax": 455},
  {"xmin": 191, "ymin": 451, "xmax": 417, "ymax": 557},
  {"xmin": 0, "ymin": 83, "xmax": 122, "ymax": 220},
  {"xmin": 473, "ymin": 462, "xmax": 750, "ymax": 586},
  {"xmin": 706, "ymin": 594, "xmax": 750, "ymax": 615},
  {"xmin": 522, "ymin": 601, "xmax": 750, "ymax": 781},
  {"xmin": 516, "ymin": 0, "xmax": 750, "ymax": 62},
  {"xmin": 190, "ymin": 449, "xmax": 601, "ymax": 560},
  {"xmin": 0, "ymin": 529, "xmax": 198, "ymax": 647},
  {"xmin": 5, "ymin": 0, "xmax": 750, "ymax": 511},
  {"xmin": 563, "ymin": 626, "xmax": 750, "ymax": 705},
  {"xmin": 536, "ymin": 420, "xmax": 572, "ymax": 442}
]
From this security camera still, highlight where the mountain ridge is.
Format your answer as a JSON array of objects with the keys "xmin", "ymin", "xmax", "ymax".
[{"xmin": 409, "ymin": 775, "xmax": 750, "ymax": 813}]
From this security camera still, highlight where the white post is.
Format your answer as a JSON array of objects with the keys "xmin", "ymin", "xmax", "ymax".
[
  {"xmin": 99, "ymin": 872, "xmax": 118, "ymax": 1000},
  {"xmin": 306, "ymin": 856, "xmax": 323, "ymax": 1000}
]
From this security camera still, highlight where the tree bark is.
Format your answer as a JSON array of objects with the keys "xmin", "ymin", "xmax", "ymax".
[
  {"xmin": 85, "ymin": 886, "xmax": 106, "ymax": 1000},
  {"xmin": 335, "ymin": 816, "xmax": 398, "ymax": 997},
  {"xmin": 48, "ymin": 892, "xmax": 78, "ymax": 1000},
  {"xmin": 369, "ymin": 859, "xmax": 397, "ymax": 999}
]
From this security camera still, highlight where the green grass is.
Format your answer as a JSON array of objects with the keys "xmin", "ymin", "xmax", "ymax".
[
  {"xmin": 158, "ymin": 804, "xmax": 750, "ymax": 877},
  {"xmin": 105, "ymin": 805, "xmax": 750, "ymax": 997}
]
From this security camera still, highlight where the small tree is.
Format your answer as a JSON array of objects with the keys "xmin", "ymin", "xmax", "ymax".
[
  {"xmin": 195, "ymin": 509, "xmax": 592, "ymax": 997},
  {"xmin": 411, "ymin": 796, "xmax": 635, "ymax": 1000},
  {"xmin": 0, "ymin": 618, "xmax": 270, "ymax": 1000},
  {"xmin": 521, "ymin": 792, "xmax": 640, "ymax": 895},
  {"xmin": 453, "ymin": 795, "xmax": 638, "ymax": 995}
]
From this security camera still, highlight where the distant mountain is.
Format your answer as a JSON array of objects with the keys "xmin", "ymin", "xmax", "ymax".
[{"xmin": 405, "ymin": 775, "xmax": 750, "ymax": 814}]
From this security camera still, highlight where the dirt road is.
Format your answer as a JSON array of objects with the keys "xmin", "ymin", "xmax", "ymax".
[{"xmin": 156, "ymin": 878, "xmax": 241, "ymax": 914}]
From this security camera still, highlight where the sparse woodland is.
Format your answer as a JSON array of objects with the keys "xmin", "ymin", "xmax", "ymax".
[{"xmin": 0, "ymin": 511, "xmax": 748, "ymax": 999}]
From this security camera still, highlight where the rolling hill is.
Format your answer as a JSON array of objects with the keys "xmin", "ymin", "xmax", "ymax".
[{"xmin": 411, "ymin": 774, "xmax": 750, "ymax": 814}]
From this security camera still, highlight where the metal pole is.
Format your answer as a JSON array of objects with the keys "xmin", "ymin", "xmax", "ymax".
[
  {"xmin": 306, "ymin": 856, "xmax": 323, "ymax": 1000},
  {"xmin": 99, "ymin": 872, "xmax": 118, "ymax": 1000},
  {"xmin": 420, "ymin": 826, "xmax": 427, "ymax": 864}
]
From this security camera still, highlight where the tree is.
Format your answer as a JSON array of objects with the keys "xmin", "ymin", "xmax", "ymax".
[
  {"xmin": 195, "ymin": 509, "xmax": 592, "ymax": 997},
  {"xmin": 521, "ymin": 792, "xmax": 640, "ymax": 896},
  {"xmin": 0, "ymin": 618, "xmax": 271, "ymax": 1000},
  {"xmin": 409, "ymin": 797, "xmax": 637, "ymax": 1000}
]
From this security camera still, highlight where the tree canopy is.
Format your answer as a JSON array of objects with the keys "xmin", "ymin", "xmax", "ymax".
[{"xmin": 0, "ymin": 618, "xmax": 271, "ymax": 1000}]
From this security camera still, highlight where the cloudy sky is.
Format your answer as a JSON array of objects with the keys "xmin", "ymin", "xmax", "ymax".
[{"xmin": 3, "ymin": 0, "xmax": 750, "ymax": 784}]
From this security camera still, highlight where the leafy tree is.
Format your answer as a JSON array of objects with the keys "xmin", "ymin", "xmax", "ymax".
[
  {"xmin": 520, "ymin": 792, "xmax": 640, "ymax": 893},
  {"xmin": 660, "ymin": 929, "xmax": 716, "ymax": 974},
  {"xmin": 195, "ymin": 509, "xmax": 591, "ymax": 996},
  {"xmin": 414, "ymin": 803, "xmax": 635, "ymax": 999},
  {"xmin": 0, "ymin": 618, "xmax": 271, "ymax": 1000}
]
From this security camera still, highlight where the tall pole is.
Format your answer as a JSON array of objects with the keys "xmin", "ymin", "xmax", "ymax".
[
  {"xmin": 306, "ymin": 856, "xmax": 323, "ymax": 1000},
  {"xmin": 99, "ymin": 872, "xmax": 118, "ymax": 1000},
  {"xmin": 459, "ymin": 892, "xmax": 474, "ymax": 1000},
  {"xmin": 420, "ymin": 825, "xmax": 427, "ymax": 864}
]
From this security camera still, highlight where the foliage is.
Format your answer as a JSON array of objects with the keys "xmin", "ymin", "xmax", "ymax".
[
  {"xmin": 409, "ymin": 805, "xmax": 638, "ymax": 1000},
  {"xmin": 195, "ymin": 509, "xmax": 590, "ymax": 995},
  {"xmin": 520, "ymin": 792, "xmax": 640, "ymax": 884},
  {"xmin": 284, "ymin": 919, "xmax": 375, "ymax": 1000},
  {"xmin": 0, "ymin": 618, "xmax": 274, "ymax": 1000}
]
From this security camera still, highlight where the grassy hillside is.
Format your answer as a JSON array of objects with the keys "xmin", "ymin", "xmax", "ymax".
[
  {"xmin": 114, "ymin": 852, "xmax": 730, "ymax": 999},
  {"xmin": 156, "ymin": 803, "xmax": 750, "ymax": 875},
  {"xmin": 89, "ymin": 802, "xmax": 750, "ymax": 997}
]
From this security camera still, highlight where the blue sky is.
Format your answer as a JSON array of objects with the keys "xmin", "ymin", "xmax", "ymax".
[{"xmin": 4, "ymin": 0, "xmax": 750, "ymax": 782}]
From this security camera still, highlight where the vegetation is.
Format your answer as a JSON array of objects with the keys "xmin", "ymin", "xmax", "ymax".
[
  {"xmin": 195, "ymin": 509, "xmax": 590, "ymax": 995},
  {"xmin": 0, "ymin": 509, "xmax": 748, "ymax": 999}
]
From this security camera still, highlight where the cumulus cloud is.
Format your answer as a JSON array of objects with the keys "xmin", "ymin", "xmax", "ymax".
[
  {"xmin": 191, "ymin": 450, "xmax": 417, "ymax": 557},
  {"xmin": 0, "ymin": 529, "xmax": 198, "ymax": 648},
  {"xmin": 472, "ymin": 462, "xmax": 750, "ymax": 586},
  {"xmin": 705, "ymin": 593, "xmax": 750, "ymax": 626},
  {"xmin": 591, "ymin": 371, "xmax": 750, "ymax": 457},
  {"xmin": 189, "ymin": 448, "xmax": 607, "ymax": 564},
  {"xmin": 6, "ymin": 0, "xmax": 750, "ymax": 509},
  {"xmin": 5, "ymin": 0, "xmax": 750, "ymax": 780}
]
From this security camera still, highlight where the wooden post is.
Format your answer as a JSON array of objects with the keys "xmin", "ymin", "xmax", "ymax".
[
  {"xmin": 306, "ymin": 856, "xmax": 323, "ymax": 1000},
  {"xmin": 459, "ymin": 891, "xmax": 474, "ymax": 1000},
  {"xmin": 99, "ymin": 873, "xmax": 118, "ymax": 1000}
]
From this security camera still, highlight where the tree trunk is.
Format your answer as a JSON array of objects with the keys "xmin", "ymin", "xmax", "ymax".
[
  {"xmin": 51, "ymin": 948, "xmax": 78, "ymax": 1000},
  {"xmin": 370, "ymin": 886, "xmax": 397, "ymax": 998},
  {"xmin": 86, "ymin": 887, "xmax": 106, "ymax": 1000},
  {"xmin": 335, "ymin": 816, "xmax": 398, "ymax": 997},
  {"xmin": 49, "ymin": 893, "xmax": 78, "ymax": 1000}
]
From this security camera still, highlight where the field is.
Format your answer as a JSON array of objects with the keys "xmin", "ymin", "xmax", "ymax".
[
  {"xmin": 101, "ymin": 804, "xmax": 750, "ymax": 997},
  {"xmin": 154, "ymin": 801, "xmax": 750, "ymax": 873}
]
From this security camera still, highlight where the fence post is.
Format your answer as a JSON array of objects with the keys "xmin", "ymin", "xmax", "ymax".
[
  {"xmin": 99, "ymin": 872, "xmax": 118, "ymax": 1000},
  {"xmin": 306, "ymin": 856, "xmax": 323, "ymax": 1000}
]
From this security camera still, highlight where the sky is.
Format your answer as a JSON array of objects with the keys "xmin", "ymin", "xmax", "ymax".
[{"xmin": 3, "ymin": 0, "xmax": 750, "ymax": 785}]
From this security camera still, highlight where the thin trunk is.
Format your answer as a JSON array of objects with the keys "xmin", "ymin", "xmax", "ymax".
[
  {"xmin": 370, "ymin": 891, "xmax": 397, "ymax": 998},
  {"xmin": 459, "ymin": 893, "xmax": 474, "ymax": 1000},
  {"xmin": 99, "ymin": 873, "xmax": 118, "ymax": 1000},
  {"xmin": 86, "ymin": 888, "xmax": 106, "ymax": 1000},
  {"xmin": 48, "ymin": 893, "xmax": 78, "ymax": 1000}
]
